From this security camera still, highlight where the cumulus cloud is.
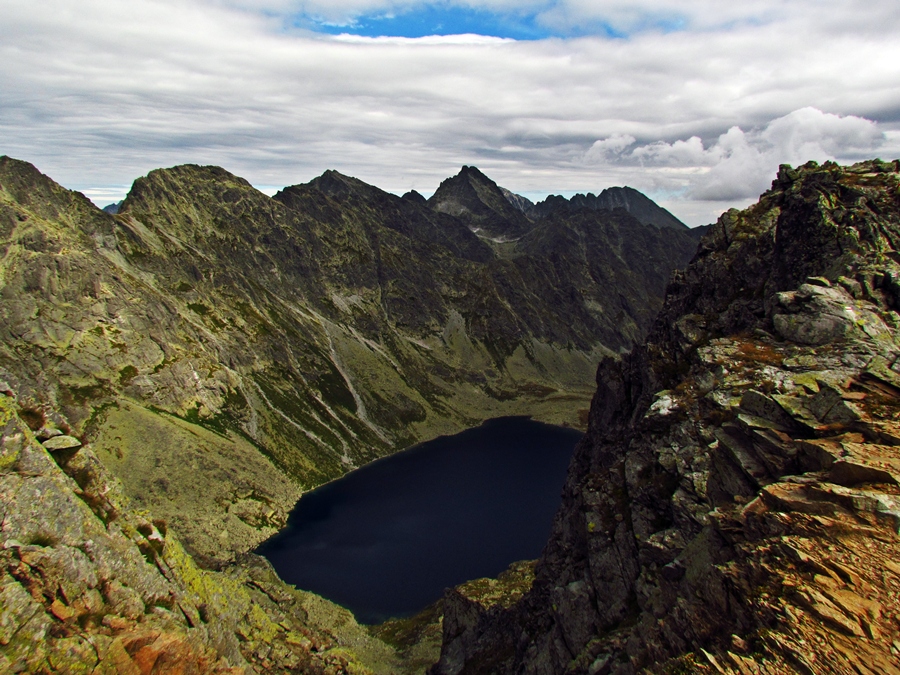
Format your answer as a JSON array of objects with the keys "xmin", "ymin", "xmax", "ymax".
[
  {"xmin": 761, "ymin": 108, "xmax": 884, "ymax": 163},
  {"xmin": 610, "ymin": 108, "xmax": 884, "ymax": 201},
  {"xmin": 632, "ymin": 136, "xmax": 707, "ymax": 166},
  {"xmin": 584, "ymin": 134, "xmax": 636, "ymax": 163},
  {"xmin": 687, "ymin": 127, "xmax": 778, "ymax": 201},
  {"xmin": 0, "ymin": 0, "xmax": 898, "ymax": 225}
]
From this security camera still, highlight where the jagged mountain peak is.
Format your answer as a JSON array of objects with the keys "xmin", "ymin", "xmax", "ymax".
[
  {"xmin": 595, "ymin": 185, "xmax": 687, "ymax": 230},
  {"xmin": 0, "ymin": 155, "xmax": 114, "ymax": 239},
  {"xmin": 119, "ymin": 163, "xmax": 260, "ymax": 220},
  {"xmin": 428, "ymin": 165, "xmax": 508, "ymax": 207},
  {"xmin": 533, "ymin": 184, "xmax": 687, "ymax": 230},
  {"xmin": 117, "ymin": 162, "xmax": 277, "ymax": 248},
  {"xmin": 140, "ymin": 163, "xmax": 254, "ymax": 189},
  {"xmin": 458, "ymin": 164, "xmax": 490, "ymax": 179},
  {"xmin": 0, "ymin": 155, "xmax": 93, "ymax": 212},
  {"xmin": 302, "ymin": 168, "xmax": 391, "ymax": 202},
  {"xmin": 402, "ymin": 189, "xmax": 427, "ymax": 204},
  {"xmin": 499, "ymin": 187, "xmax": 535, "ymax": 215},
  {"xmin": 427, "ymin": 165, "xmax": 534, "ymax": 239},
  {"xmin": 0, "ymin": 154, "xmax": 43, "ymax": 181}
]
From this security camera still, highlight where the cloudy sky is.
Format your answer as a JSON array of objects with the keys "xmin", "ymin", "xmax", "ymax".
[{"xmin": 2, "ymin": 0, "xmax": 899, "ymax": 225}]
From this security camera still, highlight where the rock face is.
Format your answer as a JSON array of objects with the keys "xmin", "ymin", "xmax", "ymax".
[
  {"xmin": 427, "ymin": 168, "xmax": 689, "ymax": 237},
  {"xmin": 432, "ymin": 159, "xmax": 900, "ymax": 674},
  {"xmin": 0, "ymin": 156, "xmax": 698, "ymax": 563}
]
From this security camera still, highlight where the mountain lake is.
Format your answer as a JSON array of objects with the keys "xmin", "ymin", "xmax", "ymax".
[{"xmin": 256, "ymin": 416, "xmax": 583, "ymax": 624}]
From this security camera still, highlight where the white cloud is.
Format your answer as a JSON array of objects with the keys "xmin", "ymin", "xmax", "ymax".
[
  {"xmin": 584, "ymin": 134, "xmax": 636, "ymax": 163},
  {"xmin": 0, "ymin": 0, "xmax": 898, "ymax": 227},
  {"xmin": 614, "ymin": 108, "xmax": 884, "ymax": 202},
  {"xmin": 632, "ymin": 136, "xmax": 707, "ymax": 166},
  {"xmin": 761, "ymin": 107, "xmax": 883, "ymax": 163},
  {"xmin": 687, "ymin": 128, "xmax": 774, "ymax": 201}
]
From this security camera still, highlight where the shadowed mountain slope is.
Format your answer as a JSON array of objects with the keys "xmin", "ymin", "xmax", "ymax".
[{"xmin": 427, "ymin": 166, "xmax": 535, "ymax": 240}]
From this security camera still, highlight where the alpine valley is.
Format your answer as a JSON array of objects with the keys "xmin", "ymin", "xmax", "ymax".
[
  {"xmin": 3, "ymin": 156, "xmax": 900, "ymax": 675},
  {"xmin": 0, "ymin": 156, "xmax": 699, "ymax": 673}
]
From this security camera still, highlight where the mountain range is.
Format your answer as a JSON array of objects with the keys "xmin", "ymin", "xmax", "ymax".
[
  {"xmin": 0, "ymin": 156, "xmax": 699, "ymax": 564},
  {"xmin": 0, "ymin": 155, "xmax": 705, "ymax": 674},
  {"xmin": 5, "ymin": 155, "xmax": 900, "ymax": 673}
]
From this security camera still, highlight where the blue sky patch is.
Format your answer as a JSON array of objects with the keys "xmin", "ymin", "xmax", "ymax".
[
  {"xmin": 303, "ymin": 6, "xmax": 554, "ymax": 40},
  {"xmin": 292, "ymin": 4, "xmax": 694, "ymax": 40}
]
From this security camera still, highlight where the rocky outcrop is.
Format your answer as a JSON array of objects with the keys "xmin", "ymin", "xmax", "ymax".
[
  {"xmin": 0, "ymin": 391, "xmax": 415, "ymax": 674},
  {"xmin": 0, "ymin": 156, "xmax": 698, "ymax": 563},
  {"xmin": 428, "ymin": 169, "xmax": 689, "ymax": 238},
  {"xmin": 432, "ymin": 159, "xmax": 900, "ymax": 674}
]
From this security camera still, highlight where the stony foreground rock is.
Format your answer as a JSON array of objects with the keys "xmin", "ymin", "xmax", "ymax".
[
  {"xmin": 0, "ymin": 392, "xmax": 421, "ymax": 673},
  {"xmin": 432, "ymin": 160, "xmax": 900, "ymax": 674}
]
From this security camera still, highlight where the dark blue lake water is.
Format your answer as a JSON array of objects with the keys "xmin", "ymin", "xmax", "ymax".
[{"xmin": 256, "ymin": 416, "xmax": 582, "ymax": 624}]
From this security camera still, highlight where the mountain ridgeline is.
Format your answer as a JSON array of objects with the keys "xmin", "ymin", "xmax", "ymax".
[
  {"xmin": 0, "ymin": 156, "xmax": 698, "ymax": 563},
  {"xmin": 427, "ymin": 165, "xmax": 689, "ymax": 239}
]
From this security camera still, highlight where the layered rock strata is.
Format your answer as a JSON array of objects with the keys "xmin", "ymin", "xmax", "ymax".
[{"xmin": 433, "ymin": 160, "xmax": 900, "ymax": 674}]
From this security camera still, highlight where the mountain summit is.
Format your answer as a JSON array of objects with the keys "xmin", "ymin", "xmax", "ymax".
[
  {"xmin": 427, "ymin": 166, "xmax": 535, "ymax": 240},
  {"xmin": 427, "ymin": 165, "xmax": 690, "ymax": 242}
]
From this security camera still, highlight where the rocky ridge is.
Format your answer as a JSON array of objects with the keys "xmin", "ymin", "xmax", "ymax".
[
  {"xmin": 432, "ymin": 159, "xmax": 900, "ymax": 674},
  {"xmin": 427, "ymin": 168, "xmax": 691, "ymax": 239},
  {"xmin": 0, "ymin": 156, "xmax": 698, "ymax": 563},
  {"xmin": 427, "ymin": 166, "xmax": 535, "ymax": 240},
  {"xmin": 529, "ymin": 187, "xmax": 688, "ymax": 232}
]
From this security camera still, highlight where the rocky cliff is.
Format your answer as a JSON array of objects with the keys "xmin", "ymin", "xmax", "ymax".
[
  {"xmin": 428, "ymin": 168, "xmax": 690, "ymax": 237},
  {"xmin": 0, "ymin": 156, "xmax": 697, "ymax": 566},
  {"xmin": 427, "ymin": 166, "xmax": 535, "ymax": 240},
  {"xmin": 433, "ymin": 159, "xmax": 900, "ymax": 674}
]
